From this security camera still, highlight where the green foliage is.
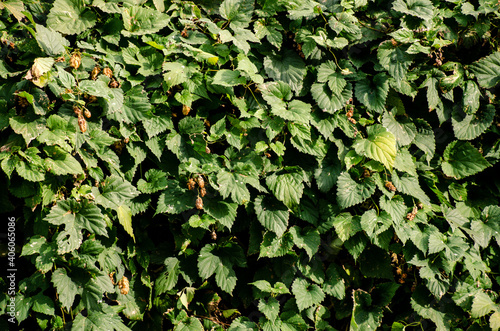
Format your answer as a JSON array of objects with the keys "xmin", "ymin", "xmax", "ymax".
[{"xmin": 1, "ymin": 0, "xmax": 500, "ymax": 330}]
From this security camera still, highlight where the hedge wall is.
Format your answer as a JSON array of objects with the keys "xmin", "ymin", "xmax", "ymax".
[{"xmin": 1, "ymin": 0, "xmax": 500, "ymax": 330}]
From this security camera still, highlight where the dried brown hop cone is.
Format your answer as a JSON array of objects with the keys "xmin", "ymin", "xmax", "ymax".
[
  {"xmin": 78, "ymin": 114, "xmax": 87, "ymax": 133},
  {"xmin": 196, "ymin": 175, "xmax": 205, "ymax": 189},
  {"xmin": 91, "ymin": 66, "xmax": 100, "ymax": 80},
  {"xmin": 385, "ymin": 181, "xmax": 397, "ymax": 192},
  {"xmin": 187, "ymin": 178, "xmax": 196, "ymax": 190},
  {"xmin": 69, "ymin": 52, "xmax": 81, "ymax": 69},
  {"xmin": 195, "ymin": 196, "xmax": 203, "ymax": 210},
  {"xmin": 102, "ymin": 67, "xmax": 113, "ymax": 78},
  {"xmin": 182, "ymin": 104, "xmax": 191, "ymax": 116},
  {"xmin": 118, "ymin": 276, "xmax": 129, "ymax": 295}
]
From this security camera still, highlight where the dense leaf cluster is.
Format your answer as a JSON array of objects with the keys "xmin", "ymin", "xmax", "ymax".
[{"xmin": 1, "ymin": 0, "xmax": 500, "ymax": 330}]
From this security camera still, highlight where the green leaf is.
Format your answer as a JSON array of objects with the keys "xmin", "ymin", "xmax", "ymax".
[
  {"xmin": 9, "ymin": 116, "xmax": 46, "ymax": 146},
  {"xmin": 323, "ymin": 264, "xmax": 345, "ymax": 300},
  {"xmin": 471, "ymin": 291, "xmax": 496, "ymax": 318},
  {"xmin": 51, "ymin": 269, "xmax": 78, "ymax": 310},
  {"xmin": 254, "ymin": 195, "xmax": 289, "ymax": 237},
  {"xmin": 116, "ymin": 205, "xmax": 135, "ymax": 243},
  {"xmin": 411, "ymin": 287, "xmax": 451, "ymax": 331},
  {"xmin": 137, "ymin": 169, "xmax": 168, "ymax": 194},
  {"xmin": 470, "ymin": 51, "xmax": 500, "ymax": 88},
  {"xmin": 392, "ymin": 0, "xmax": 434, "ymax": 21},
  {"xmin": 332, "ymin": 212, "xmax": 362, "ymax": 242},
  {"xmin": 336, "ymin": 172, "xmax": 376, "ymax": 209},
  {"xmin": 391, "ymin": 171, "xmax": 430, "ymax": 205},
  {"xmin": 311, "ymin": 82, "xmax": 352, "ymax": 114},
  {"xmin": 21, "ymin": 235, "xmax": 47, "ymax": 256},
  {"xmin": 355, "ymin": 73, "xmax": 389, "ymax": 113},
  {"xmin": 174, "ymin": 317, "xmax": 204, "ymax": 331},
  {"xmin": 44, "ymin": 199, "xmax": 107, "ymax": 237},
  {"xmin": 264, "ymin": 50, "xmax": 307, "ymax": 93},
  {"xmin": 212, "ymin": 70, "xmax": 246, "ymax": 87},
  {"xmin": 314, "ymin": 156, "xmax": 342, "ymax": 193},
  {"xmin": 228, "ymin": 317, "xmax": 259, "ymax": 330},
  {"xmin": 71, "ymin": 306, "xmax": 129, "ymax": 331},
  {"xmin": 452, "ymin": 104, "xmax": 495, "ymax": 140},
  {"xmin": 198, "ymin": 244, "xmax": 245, "ymax": 294},
  {"xmin": 394, "ymin": 148, "xmax": 417, "ymax": 176},
  {"xmin": 377, "ymin": 41, "xmax": 412, "ymax": 81},
  {"xmin": 122, "ymin": 6, "xmax": 170, "ymax": 36},
  {"xmin": 93, "ymin": 175, "xmax": 139, "ymax": 210},
  {"xmin": 360, "ymin": 210, "xmax": 392, "ymax": 237},
  {"xmin": 157, "ymin": 183, "xmax": 197, "ymax": 214},
  {"xmin": 292, "ymin": 278, "xmax": 325, "ymax": 311},
  {"xmin": 32, "ymin": 293, "xmax": 55, "ymax": 316},
  {"xmin": 204, "ymin": 199, "xmax": 238, "ymax": 229},
  {"xmin": 178, "ymin": 117, "xmax": 205, "ymax": 135},
  {"xmin": 35, "ymin": 24, "xmax": 69, "ymax": 56},
  {"xmin": 442, "ymin": 141, "xmax": 490, "ymax": 179},
  {"xmin": 251, "ymin": 281, "xmax": 290, "ymax": 295},
  {"xmin": 354, "ymin": 124, "xmax": 397, "ymax": 171},
  {"xmin": 289, "ymin": 226, "xmax": 320, "ymax": 260},
  {"xmin": 382, "ymin": 111, "xmax": 417, "ymax": 147},
  {"xmin": 413, "ymin": 119, "xmax": 435, "ymax": 162},
  {"xmin": 220, "ymin": 0, "xmax": 254, "ymax": 29},
  {"xmin": 110, "ymin": 86, "xmax": 151, "ymax": 124},
  {"xmin": 156, "ymin": 257, "xmax": 180, "ymax": 295},
  {"xmin": 462, "ymin": 80, "xmax": 481, "ymax": 114},
  {"xmin": 259, "ymin": 232, "xmax": 294, "ymax": 258},
  {"xmin": 350, "ymin": 290, "xmax": 383, "ymax": 331},
  {"xmin": 47, "ymin": 0, "xmax": 97, "ymax": 35},
  {"xmin": 217, "ymin": 170, "xmax": 250, "ymax": 204},
  {"xmin": 254, "ymin": 18, "xmax": 283, "ymax": 49},
  {"xmin": 258, "ymin": 297, "xmax": 280, "ymax": 322},
  {"xmin": 266, "ymin": 169, "xmax": 304, "ymax": 208},
  {"xmin": 44, "ymin": 146, "xmax": 83, "ymax": 176},
  {"xmin": 273, "ymin": 100, "xmax": 312, "ymax": 124},
  {"xmin": 15, "ymin": 149, "xmax": 46, "ymax": 182}
]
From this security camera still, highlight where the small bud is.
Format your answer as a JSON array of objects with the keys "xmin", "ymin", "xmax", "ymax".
[
  {"xmin": 84, "ymin": 109, "xmax": 91, "ymax": 118},
  {"xmin": 205, "ymin": 146, "xmax": 211, "ymax": 154},
  {"xmin": 200, "ymin": 187, "xmax": 206, "ymax": 197},
  {"xmin": 109, "ymin": 80, "xmax": 119, "ymax": 88}
]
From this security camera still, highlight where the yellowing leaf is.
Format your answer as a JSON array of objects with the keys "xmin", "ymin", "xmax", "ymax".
[
  {"xmin": 0, "ymin": 0, "xmax": 25, "ymax": 21},
  {"xmin": 116, "ymin": 205, "xmax": 135, "ymax": 242},
  {"xmin": 354, "ymin": 124, "xmax": 397, "ymax": 170}
]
